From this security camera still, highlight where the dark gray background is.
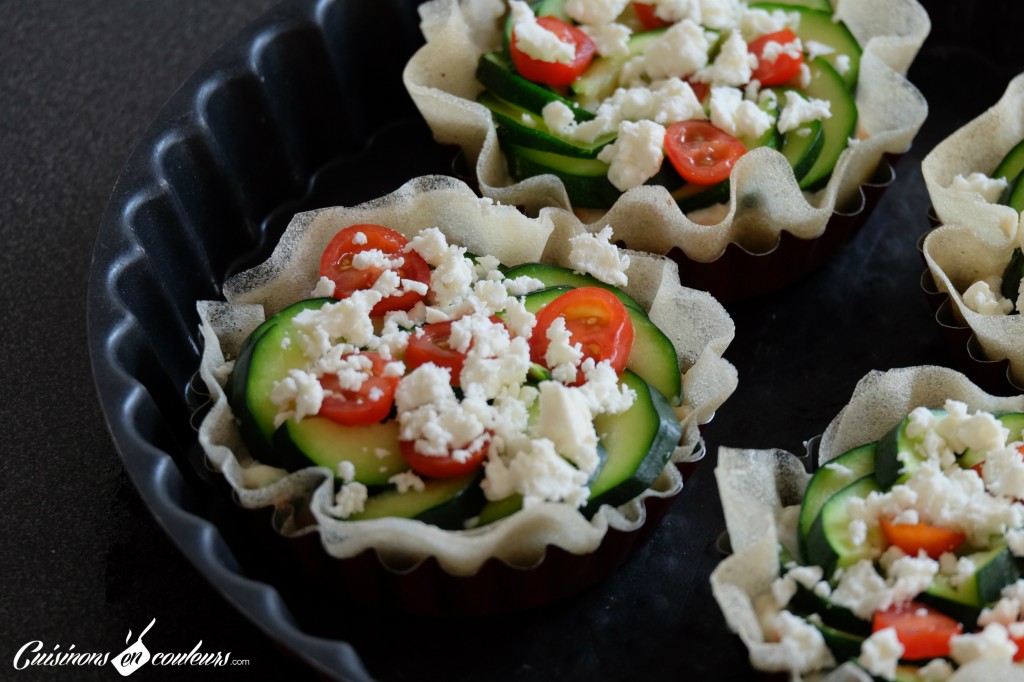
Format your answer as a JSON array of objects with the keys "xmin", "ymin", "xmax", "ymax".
[{"xmin": 2, "ymin": 1, "xmax": 1020, "ymax": 680}]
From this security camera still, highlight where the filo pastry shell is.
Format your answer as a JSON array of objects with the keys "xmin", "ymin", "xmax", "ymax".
[
  {"xmin": 402, "ymin": 0, "xmax": 929, "ymax": 262},
  {"xmin": 711, "ymin": 366, "xmax": 1024, "ymax": 681},
  {"xmin": 195, "ymin": 175, "xmax": 738, "ymax": 576},
  {"xmin": 921, "ymin": 72, "xmax": 1024, "ymax": 387}
]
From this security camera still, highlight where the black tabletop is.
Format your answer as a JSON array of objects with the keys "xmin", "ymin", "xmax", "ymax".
[{"xmin": 2, "ymin": 1, "xmax": 1022, "ymax": 681}]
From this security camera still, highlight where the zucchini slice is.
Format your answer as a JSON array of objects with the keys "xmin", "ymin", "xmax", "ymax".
[
  {"xmin": 481, "ymin": 91, "xmax": 614, "ymax": 159},
  {"xmin": 348, "ymin": 472, "xmax": 485, "ymax": 530},
  {"xmin": 960, "ymin": 412, "xmax": 1024, "ymax": 469},
  {"xmin": 992, "ymin": 137, "xmax": 1024, "ymax": 185},
  {"xmin": 520, "ymin": 286, "xmax": 683, "ymax": 403},
  {"xmin": 750, "ymin": 2, "xmax": 862, "ymax": 90},
  {"xmin": 874, "ymin": 409, "xmax": 944, "ymax": 490},
  {"xmin": 1000, "ymin": 248, "xmax": 1024, "ymax": 308},
  {"xmin": 798, "ymin": 57, "xmax": 858, "ymax": 192},
  {"xmin": 799, "ymin": 442, "xmax": 876, "ymax": 552},
  {"xmin": 503, "ymin": 262, "xmax": 644, "ymax": 311},
  {"xmin": 804, "ymin": 475, "xmax": 882, "ymax": 573},
  {"xmin": 228, "ymin": 298, "xmax": 331, "ymax": 455},
  {"xmin": 918, "ymin": 545, "xmax": 1020, "ymax": 630},
  {"xmin": 477, "ymin": 51, "xmax": 593, "ymax": 120},
  {"xmin": 504, "ymin": 143, "xmax": 623, "ymax": 208}
]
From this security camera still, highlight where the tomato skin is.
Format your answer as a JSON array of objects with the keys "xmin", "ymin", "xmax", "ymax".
[
  {"xmin": 400, "ymin": 436, "xmax": 488, "ymax": 478},
  {"xmin": 529, "ymin": 287, "xmax": 634, "ymax": 386},
  {"xmin": 664, "ymin": 120, "xmax": 747, "ymax": 185},
  {"xmin": 318, "ymin": 224, "xmax": 431, "ymax": 316},
  {"xmin": 509, "ymin": 16, "xmax": 596, "ymax": 87},
  {"xmin": 748, "ymin": 29, "xmax": 804, "ymax": 87},
  {"xmin": 633, "ymin": 2, "xmax": 671, "ymax": 30},
  {"xmin": 404, "ymin": 320, "xmax": 467, "ymax": 384},
  {"xmin": 317, "ymin": 352, "xmax": 399, "ymax": 426},
  {"xmin": 404, "ymin": 317, "xmax": 506, "ymax": 385},
  {"xmin": 879, "ymin": 518, "xmax": 966, "ymax": 559},
  {"xmin": 872, "ymin": 602, "xmax": 962, "ymax": 660}
]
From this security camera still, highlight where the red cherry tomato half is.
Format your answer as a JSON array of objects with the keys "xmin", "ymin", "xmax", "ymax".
[
  {"xmin": 633, "ymin": 2, "xmax": 671, "ymax": 30},
  {"xmin": 404, "ymin": 317, "xmax": 506, "ymax": 385},
  {"xmin": 879, "ymin": 518, "xmax": 966, "ymax": 560},
  {"xmin": 748, "ymin": 29, "xmax": 804, "ymax": 87},
  {"xmin": 510, "ymin": 16, "xmax": 596, "ymax": 87},
  {"xmin": 317, "ymin": 352, "xmax": 399, "ymax": 426},
  {"xmin": 319, "ymin": 224, "xmax": 431, "ymax": 316},
  {"xmin": 529, "ymin": 287, "xmax": 634, "ymax": 386},
  {"xmin": 664, "ymin": 120, "xmax": 747, "ymax": 186},
  {"xmin": 400, "ymin": 435, "xmax": 489, "ymax": 478},
  {"xmin": 872, "ymin": 602, "xmax": 962, "ymax": 660}
]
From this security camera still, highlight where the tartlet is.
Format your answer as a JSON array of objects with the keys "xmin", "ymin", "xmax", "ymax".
[
  {"xmin": 403, "ymin": 0, "xmax": 929, "ymax": 299},
  {"xmin": 920, "ymin": 73, "xmax": 1024, "ymax": 394},
  {"xmin": 712, "ymin": 366, "xmax": 1024, "ymax": 681},
  {"xmin": 195, "ymin": 175, "xmax": 737, "ymax": 614}
]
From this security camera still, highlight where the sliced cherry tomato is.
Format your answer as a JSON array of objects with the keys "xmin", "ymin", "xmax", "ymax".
[
  {"xmin": 633, "ymin": 2, "xmax": 671, "ymax": 30},
  {"xmin": 317, "ymin": 351, "xmax": 399, "ymax": 426},
  {"xmin": 880, "ymin": 518, "xmax": 966, "ymax": 559},
  {"xmin": 529, "ymin": 287, "xmax": 634, "ymax": 386},
  {"xmin": 664, "ymin": 120, "xmax": 747, "ymax": 185},
  {"xmin": 400, "ymin": 435, "xmax": 488, "ymax": 478},
  {"xmin": 686, "ymin": 79, "xmax": 709, "ymax": 104},
  {"xmin": 319, "ymin": 224, "xmax": 430, "ymax": 316},
  {"xmin": 404, "ymin": 317, "xmax": 505, "ymax": 385},
  {"xmin": 872, "ymin": 602, "xmax": 962, "ymax": 660},
  {"xmin": 748, "ymin": 29, "xmax": 804, "ymax": 87},
  {"xmin": 509, "ymin": 16, "xmax": 596, "ymax": 87}
]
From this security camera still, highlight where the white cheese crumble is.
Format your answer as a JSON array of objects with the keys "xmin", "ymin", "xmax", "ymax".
[
  {"xmin": 950, "ymin": 172, "xmax": 1009, "ymax": 203},
  {"xmin": 771, "ymin": 610, "xmax": 836, "ymax": 674},
  {"xmin": 709, "ymin": 85, "xmax": 772, "ymax": 139},
  {"xmin": 638, "ymin": 19, "xmax": 710, "ymax": 81},
  {"xmin": 695, "ymin": 31, "xmax": 754, "ymax": 87},
  {"xmin": 565, "ymin": 0, "xmax": 630, "ymax": 26},
  {"xmin": 962, "ymin": 276, "xmax": 1014, "ymax": 316},
  {"xmin": 581, "ymin": 21, "xmax": 631, "ymax": 58},
  {"xmin": 950, "ymin": 623, "xmax": 1018, "ymax": 666},
  {"xmin": 597, "ymin": 119, "xmax": 666, "ymax": 191},
  {"xmin": 859, "ymin": 627, "xmax": 904, "ymax": 680},
  {"xmin": 327, "ymin": 481, "xmax": 368, "ymax": 518},
  {"xmin": 389, "ymin": 470, "xmax": 426, "ymax": 493},
  {"xmin": 510, "ymin": 0, "xmax": 575, "ymax": 64},
  {"xmin": 568, "ymin": 225, "xmax": 630, "ymax": 287},
  {"xmin": 777, "ymin": 91, "xmax": 831, "ymax": 134}
]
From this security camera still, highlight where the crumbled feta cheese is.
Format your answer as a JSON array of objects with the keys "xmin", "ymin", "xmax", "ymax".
[
  {"xmin": 337, "ymin": 460, "xmax": 356, "ymax": 483},
  {"xmin": 950, "ymin": 623, "xmax": 1018, "ymax": 665},
  {"xmin": 771, "ymin": 611, "xmax": 836, "ymax": 674},
  {"xmin": 830, "ymin": 559, "xmax": 891, "ymax": 619},
  {"xmin": 804, "ymin": 40, "xmax": 835, "ymax": 61},
  {"xmin": 698, "ymin": 0, "xmax": 739, "ymax": 31},
  {"xmin": 406, "ymin": 227, "xmax": 449, "ymax": 266},
  {"xmin": 535, "ymin": 381, "xmax": 600, "ymax": 473},
  {"xmin": 581, "ymin": 21, "xmax": 632, "ymax": 58},
  {"xmin": 739, "ymin": 7, "xmax": 798, "ymax": 39},
  {"xmin": 482, "ymin": 437, "xmax": 590, "ymax": 507},
  {"xmin": 648, "ymin": 0, "xmax": 700, "ymax": 24},
  {"xmin": 389, "ymin": 470, "xmax": 426, "ymax": 493},
  {"xmin": 760, "ymin": 37, "xmax": 802, "ymax": 65},
  {"xmin": 695, "ymin": 31, "xmax": 754, "ymax": 86},
  {"xmin": 544, "ymin": 316, "xmax": 584, "ymax": 383},
  {"xmin": 887, "ymin": 553, "xmax": 939, "ymax": 604},
  {"xmin": 597, "ymin": 119, "xmax": 666, "ymax": 191},
  {"xmin": 916, "ymin": 658, "xmax": 954, "ymax": 682},
  {"xmin": 859, "ymin": 627, "xmax": 904, "ymax": 680},
  {"xmin": 565, "ymin": 0, "xmax": 630, "ymax": 25},
  {"xmin": 510, "ymin": 0, "xmax": 576, "ymax": 63},
  {"xmin": 327, "ymin": 481, "xmax": 368, "ymax": 518},
  {"xmin": 848, "ymin": 518, "xmax": 868, "ymax": 547},
  {"xmin": 777, "ymin": 91, "xmax": 831, "ymax": 134},
  {"xmin": 834, "ymin": 54, "xmax": 851, "ymax": 76},
  {"xmin": 963, "ymin": 276, "xmax": 1014, "ymax": 316},
  {"xmin": 350, "ymin": 231, "xmax": 368, "ymax": 245},
  {"xmin": 568, "ymin": 225, "xmax": 630, "ymax": 287},
  {"xmin": 270, "ymin": 369, "xmax": 324, "ymax": 427},
  {"xmin": 639, "ymin": 19, "xmax": 710, "ymax": 81},
  {"xmin": 311, "ymin": 276, "xmax": 336, "ymax": 297},
  {"xmin": 709, "ymin": 85, "xmax": 772, "ymax": 139},
  {"xmin": 950, "ymin": 172, "xmax": 1009, "ymax": 203}
]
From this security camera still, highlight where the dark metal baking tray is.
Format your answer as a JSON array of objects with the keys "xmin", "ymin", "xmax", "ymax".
[{"xmin": 86, "ymin": 0, "xmax": 1024, "ymax": 679}]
